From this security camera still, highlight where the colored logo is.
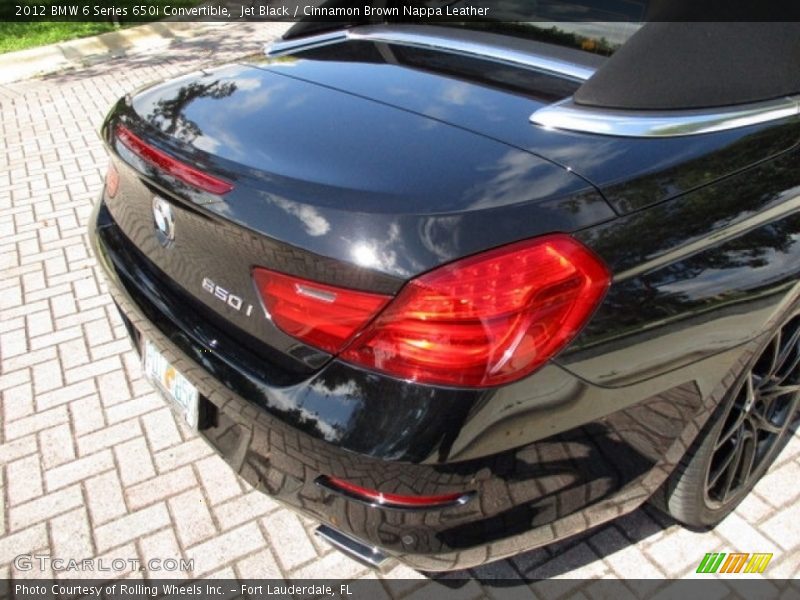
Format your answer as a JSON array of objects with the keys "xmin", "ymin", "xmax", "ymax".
[{"xmin": 696, "ymin": 552, "xmax": 773, "ymax": 574}]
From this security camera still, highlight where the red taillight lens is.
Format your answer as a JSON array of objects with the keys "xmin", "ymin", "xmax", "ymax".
[
  {"xmin": 253, "ymin": 268, "xmax": 392, "ymax": 355},
  {"xmin": 254, "ymin": 235, "xmax": 609, "ymax": 387},
  {"xmin": 115, "ymin": 125, "xmax": 233, "ymax": 195},
  {"xmin": 319, "ymin": 476, "xmax": 471, "ymax": 508},
  {"xmin": 340, "ymin": 234, "xmax": 610, "ymax": 387},
  {"xmin": 105, "ymin": 162, "xmax": 119, "ymax": 198}
]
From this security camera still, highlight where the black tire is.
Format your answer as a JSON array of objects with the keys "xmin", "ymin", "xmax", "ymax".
[{"xmin": 655, "ymin": 312, "xmax": 800, "ymax": 528}]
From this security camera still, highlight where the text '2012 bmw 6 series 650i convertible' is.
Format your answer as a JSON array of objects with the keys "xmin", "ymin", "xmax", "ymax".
[{"xmin": 89, "ymin": 14, "xmax": 800, "ymax": 570}]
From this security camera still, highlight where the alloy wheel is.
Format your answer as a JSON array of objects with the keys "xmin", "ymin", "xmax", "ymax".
[{"xmin": 705, "ymin": 314, "xmax": 800, "ymax": 507}]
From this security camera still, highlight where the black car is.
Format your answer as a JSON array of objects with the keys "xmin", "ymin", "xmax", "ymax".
[{"xmin": 89, "ymin": 16, "xmax": 800, "ymax": 571}]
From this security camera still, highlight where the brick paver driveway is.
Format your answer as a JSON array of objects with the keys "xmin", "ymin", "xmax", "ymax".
[{"xmin": 1, "ymin": 22, "xmax": 799, "ymax": 590}]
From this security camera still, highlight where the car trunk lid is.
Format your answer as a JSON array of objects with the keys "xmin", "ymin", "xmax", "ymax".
[{"xmin": 103, "ymin": 54, "xmax": 614, "ymax": 373}]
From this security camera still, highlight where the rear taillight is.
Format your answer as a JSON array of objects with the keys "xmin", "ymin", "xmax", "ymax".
[
  {"xmin": 115, "ymin": 125, "xmax": 233, "ymax": 195},
  {"xmin": 254, "ymin": 235, "xmax": 609, "ymax": 388},
  {"xmin": 341, "ymin": 234, "xmax": 609, "ymax": 387},
  {"xmin": 252, "ymin": 268, "xmax": 392, "ymax": 355}
]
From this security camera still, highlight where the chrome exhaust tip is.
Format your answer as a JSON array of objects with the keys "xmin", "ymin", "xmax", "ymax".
[{"xmin": 315, "ymin": 524, "xmax": 395, "ymax": 572}]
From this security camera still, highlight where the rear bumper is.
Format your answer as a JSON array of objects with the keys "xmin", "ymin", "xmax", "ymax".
[{"xmin": 89, "ymin": 197, "xmax": 745, "ymax": 570}]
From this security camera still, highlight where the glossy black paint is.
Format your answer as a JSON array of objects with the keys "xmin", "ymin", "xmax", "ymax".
[
  {"xmin": 560, "ymin": 145, "xmax": 800, "ymax": 386},
  {"xmin": 102, "ymin": 47, "xmax": 615, "ymax": 374},
  {"xmin": 92, "ymin": 199, "xmax": 756, "ymax": 568},
  {"xmin": 116, "ymin": 59, "xmax": 614, "ymax": 276},
  {"xmin": 90, "ymin": 29, "xmax": 800, "ymax": 569},
  {"xmin": 244, "ymin": 37, "xmax": 800, "ymax": 214}
]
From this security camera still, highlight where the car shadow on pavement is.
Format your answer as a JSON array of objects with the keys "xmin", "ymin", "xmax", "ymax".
[
  {"xmin": 428, "ymin": 417, "xmax": 799, "ymax": 584},
  {"xmin": 422, "ymin": 503, "xmax": 677, "ymax": 583}
]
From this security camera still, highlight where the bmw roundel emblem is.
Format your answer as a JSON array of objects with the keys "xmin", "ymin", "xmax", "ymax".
[{"xmin": 152, "ymin": 195, "xmax": 176, "ymax": 246}]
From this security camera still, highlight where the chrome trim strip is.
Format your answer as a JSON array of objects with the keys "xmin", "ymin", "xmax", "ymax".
[
  {"xmin": 266, "ymin": 30, "xmax": 348, "ymax": 56},
  {"xmin": 315, "ymin": 525, "xmax": 393, "ymax": 572},
  {"xmin": 266, "ymin": 25, "xmax": 596, "ymax": 81},
  {"xmin": 530, "ymin": 96, "xmax": 800, "ymax": 138},
  {"xmin": 345, "ymin": 25, "xmax": 595, "ymax": 81}
]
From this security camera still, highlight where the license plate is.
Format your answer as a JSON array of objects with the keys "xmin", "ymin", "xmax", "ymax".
[{"xmin": 142, "ymin": 340, "xmax": 199, "ymax": 429}]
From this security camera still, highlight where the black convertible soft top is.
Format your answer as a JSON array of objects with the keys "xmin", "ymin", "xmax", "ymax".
[
  {"xmin": 284, "ymin": 1, "xmax": 800, "ymax": 111},
  {"xmin": 574, "ymin": 22, "xmax": 800, "ymax": 110}
]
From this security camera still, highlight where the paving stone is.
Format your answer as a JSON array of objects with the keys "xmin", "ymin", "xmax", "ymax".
[
  {"xmin": 84, "ymin": 470, "xmax": 127, "ymax": 526},
  {"xmin": 67, "ymin": 542, "xmax": 139, "ymax": 580},
  {"xmin": 93, "ymin": 503, "xmax": 171, "ymax": 552},
  {"xmin": 114, "ymin": 436, "xmax": 156, "ymax": 486},
  {"xmin": 212, "ymin": 490, "xmax": 279, "ymax": 531},
  {"xmin": 153, "ymin": 437, "xmax": 213, "ymax": 473},
  {"xmin": 261, "ymin": 511, "xmax": 319, "ymax": 571},
  {"xmin": 714, "ymin": 512, "xmax": 781, "ymax": 554},
  {"xmin": 49, "ymin": 506, "xmax": 93, "ymax": 561},
  {"xmin": 36, "ymin": 378, "xmax": 94, "ymax": 410},
  {"xmin": 195, "ymin": 455, "xmax": 244, "ymax": 505},
  {"xmin": 45, "ymin": 449, "xmax": 114, "ymax": 491},
  {"xmin": 105, "ymin": 393, "xmax": 164, "ymax": 424},
  {"xmin": 168, "ymin": 488, "xmax": 217, "ymax": 548},
  {"xmin": 589, "ymin": 527, "xmax": 666, "ymax": 580},
  {"xmin": 526, "ymin": 542, "xmax": 605, "ymax": 580},
  {"xmin": 643, "ymin": 525, "xmax": 724, "ymax": 577},
  {"xmin": 761, "ymin": 503, "xmax": 800, "ymax": 552},
  {"xmin": 125, "ymin": 466, "xmax": 197, "ymax": 510},
  {"xmin": 0, "ymin": 524, "xmax": 48, "ymax": 564},
  {"xmin": 138, "ymin": 528, "xmax": 187, "ymax": 579},
  {"xmin": 141, "ymin": 408, "xmax": 182, "ymax": 451},
  {"xmin": 77, "ymin": 417, "xmax": 141, "ymax": 455},
  {"xmin": 8, "ymin": 485, "xmax": 83, "ymax": 531},
  {"xmin": 38, "ymin": 423, "xmax": 76, "ymax": 469},
  {"xmin": 754, "ymin": 461, "xmax": 800, "ymax": 509},
  {"xmin": 6, "ymin": 454, "xmax": 43, "ymax": 506},
  {"xmin": 0, "ymin": 435, "xmax": 38, "ymax": 465},
  {"xmin": 2, "ymin": 380, "xmax": 35, "ymax": 422},
  {"xmin": 4, "ymin": 405, "xmax": 68, "ymax": 440},
  {"xmin": 235, "ymin": 547, "xmax": 284, "ymax": 580},
  {"xmin": 184, "ymin": 522, "xmax": 265, "ymax": 576},
  {"xmin": 291, "ymin": 549, "xmax": 368, "ymax": 579}
]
